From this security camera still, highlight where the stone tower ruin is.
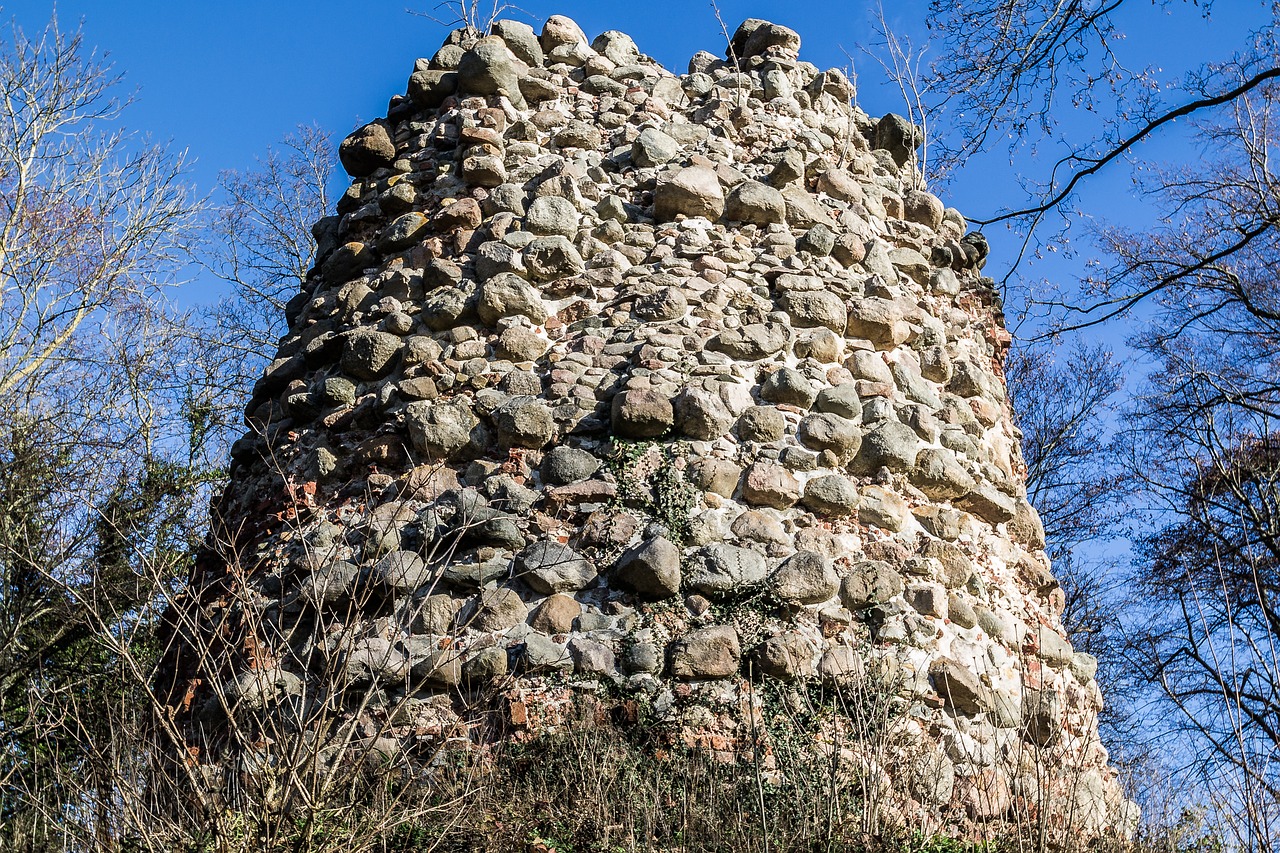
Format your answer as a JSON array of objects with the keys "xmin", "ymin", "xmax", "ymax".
[{"xmin": 167, "ymin": 14, "xmax": 1136, "ymax": 839}]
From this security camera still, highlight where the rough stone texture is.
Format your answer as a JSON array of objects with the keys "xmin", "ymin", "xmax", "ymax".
[{"xmin": 173, "ymin": 15, "xmax": 1133, "ymax": 842}]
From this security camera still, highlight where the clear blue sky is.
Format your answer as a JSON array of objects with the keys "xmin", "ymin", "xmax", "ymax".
[{"xmin": 2, "ymin": 0, "xmax": 1266, "ymax": 304}]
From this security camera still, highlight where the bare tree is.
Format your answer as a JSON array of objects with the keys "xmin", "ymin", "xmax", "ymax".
[
  {"xmin": 194, "ymin": 125, "xmax": 335, "ymax": 455},
  {"xmin": 0, "ymin": 14, "xmax": 195, "ymax": 401}
]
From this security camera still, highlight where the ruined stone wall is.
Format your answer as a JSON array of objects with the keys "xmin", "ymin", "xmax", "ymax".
[{"xmin": 177, "ymin": 14, "xmax": 1136, "ymax": 839}]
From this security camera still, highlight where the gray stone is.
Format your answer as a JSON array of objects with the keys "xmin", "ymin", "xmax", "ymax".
[
  {"xmin": 494, "ymin": 326, "xmax": 547, "ymax": 362},
  {"xmin": 541, "ymin": 14, "xmax": 588, "ymax": 50},
  {"xmin": 553, "ymin": 121, "xmax": 602, "ymax": 149},
  {"xmin": 730, "ymin": 19, "xmax": 801, "ymax": 59},
  {"xmin": 759, "ymin": 368, "xmax": 818, "ymax": 409},
  {"xmin": 478, "ymin": 273, "xmax": 548, "ymax": 326},
  {"xmin": 929, "ymin": 657, "xmax": 989, "ymax": 714},
  {"xmin": 770, "ymin": 551, "xmax": 838, "ymax": 604},
  {"xmin": 491, "ymin": 19, "xmax": 543, "ymax": 67},
  {"xmin": 670, "ymin": 625, "xmax": 741, "ymax": 679},
  {"xmin": 614, "ymin": 536, "xmax": 683, "ymax": 600},
  {"xmin": 633, "ymin": 287, "xmax": 688, "ymax": 321},
  {"xmin": 904, "ymin": 190, "xmax": 944, "ymax": 230},
  {"xmin": 611, "ymin": 389, "xmax": 674, "ymax": 438},
  {"xmin": 526, "ymin": 196, "xmax": 579, "ymax": 237},
  {"xmin": 959, "ymin": 484, "xmax": 1018, "ymax": 524},
  {"xmin": 797, "ymin": 413, "xmax": 861, "ymax": 459},
  {"xmin": 632, "ymin": 128, "xmax": 680, "ymax": 168},
  {"xmin": 818, "ymin": 646, "xmax": 865, "ymax": 684},
  {"xmin": 687, "ymin": 542, "xmax": 768, "ymax": 595},
  {"xmin": 708, "ymin": 322, "xmax": 788, "ymax": 360},
  {"xmin": 339, "ymin": 122, "xmax": 396, "ymax": 177},
  {"xmin": 852, "ymin": 421, "xmax": 920, "ymax": 473},
  {"xmin": 542, "ymin": 446, "xmax": 601, "ymax": 484},
  {"xmin": 462, "ymin": 154, "xmax": 507, "ymax": 187},
  {"xmin": 912, "ymin": 447, "xmax": 976, "ymax": 500},
  {"xmin": 674, "ymin": 385, "xmax": 734, "ymax": 440},
  {"xmin": 569, "ymin": 637, "xmax": 616, "ymax": 676},
  {"xmin": 622, "ymin": 642, "xmax": 662, "ymax": 674},
  {"xmin": 723, "ymin": 180, "xmax": 786, "ymax": 225},
  {"xmin": 813, "ymin": 384, "xmax": 861, "ymax": 420},
  {"xmin": 840, "ymin": 561, "xmax": 903, "ymax": 610},
  {"xmin": 857, "ymin": 485, "xmax": 907, "ymax": 532},
  {"xmin": 405, "ymin": 400, "xmax": 482, "ymax": 462},
  {"xmin": 688, "ymin": 458, "xmax": 742, "ymax": 498},
  {"xmin": 906, "ymin": 582, "xmax": 948, "ymax": 618},
  {"xmin": 463, "ymin": 645, "xmax": 509, "ymax": 681},
  {"xmin": 654, "ymin": 166, "xmax": 724, "ymax": 221},
  {"xmin": 517, "ymin": 541, "xmax": 596, "ymax": 594},
  {"xmin": 522, "ymin": 633, "xmax": 574, "ymax": 671},
  {"xmin": 741, "ymin": 461, "xmax": 801, "ymax": 509},
  {"xmin": 302, "ymin": 561, "xmax": 359, "ymax": 607},
  {"xmin": 372, "ymin": 550, "xmax": 432, "ymax": 593},
  {"xmin": 780, "ymin": 290, "xmax": 846, "ymax": 333},
  {"xmin": 592, "ymin": 29, "xmax": 640, "ymax": 64},
  {"xmin": 341, "ymin": 329, "xmax": 402, "ymax": 380},
  {"xmin": 456, "ymin": 37, "xmax": 524, "ymax": 103},
  {"xmin": 737, "ymin": 406, "xmax": 786, "ymax": 443},
  {"xmin": 409, "ymin": 645, "xmax": 464, "ymax": 687},
  {"xmin": 523, "ymin": 235, "xmax": 585, "ymax": 281},
  {"xmin": 802, "ymin": 474, "xmax": 860, "ymax": 516},
  {"xmin": 461, "ymin": 587, "xmax": 527, "ymax": 633},
  {"xmin": 407, "ymin": 69, "xmax": 459, "ymax": 108},
  {"xmin": 797, "ymin": 223, "xmax": 837, "ymax": 256},
  {"xmin": 343, "ymin": 639, "xmax": 408, "ymax": 684},
  {"xmin": 754, "ymin": 631, "xmax": 815, "ymax": 680},
  {"xmin": 494, "ymin": 398, "xmax": 556, "ymax": 449},
  {"xmin": 873, "ymin": 113, "xmax": 923, "ymax": 167},
  {"xmin": 379, "ymin": 212, "xmax": 430, "ymax": 252}
]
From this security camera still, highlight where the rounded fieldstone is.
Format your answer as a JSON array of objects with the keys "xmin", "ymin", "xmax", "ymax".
[
  {"xmin": 341, "ymin": 329, "xmax": 402, "ymax": 381},
  {"xmin": 523, "ymin": 235, "xmax": 585, "ymax": 281},
  {"xmin": 802, "ymin": 474, "xmax": 860, "ymax": 516},
  {"xmin": 760, "ymin": 368, "xmax": 818, "ymax": 409},
  {"xmin": 813, "ymin": 384, "xmax": 862, "ymax": 420},
  {"xmin": 741, "ymin": 461, "xmax": 801, "ymax": 509},
  {"xmin": 654, "ymin": 166, "xmax": 724, "ymax": 221},
  {"xmin": 674, "ymin": 386, "xmax": 734, "ymax": 440},
  {"xmin": 529, "ymin": 593, "xmax": 581, "ymax": 634},
  {"xmin": 516, "ymin": 541, "xmax": 596, "ymax": 594},
  {"xmin": 456, "ymin": 37, "xmax": 523, "ymax": 100},
  {"xmin": 614, "ymin": 536, "xmax": 682, "ymax": 600},
  {"xmin": 494, "ymin": 398, "xmax": 555, "ymax": 449},
  {"xmin": 852, "ymin": 421, "xmax": 921, "ymax": 473},
  {"xmin": 372, "ymin": 550, "xmax": 431, "ymax": 593},
  {"xmin": 611, "ymin": 389, "xmax": 674, "ymax": 438},
  {"xmin": 339, "ymin": 122, "xmax": 396, "ymax": 177},
  {"xmin": 770, "ymin": 551, "xmax": 838, "ymax": 604},
  {"xmin": 542, "ymin": 446, "xmax": 602, "ymax": 484},
  {"xmin": 779, "ymin": 290, "xmax": 847, "ymax": 333},
  {"xmin": 686, "ymin": 542, "xmax": 768, "ymax": 596},
  {"xmin": 462, "ymin": 587, "xmax": 527, "ymax": 633},
  {"xmin": 405, "ymin": 399, "xmax": 481, "ymax": 462},
  {"xmin": 632, "ymin": 127, "xmax": 680, "ymax": 168},
  {"xmin": 797, "ymin": 413, "xmax": 862, "ymax": 458},
  {"xmin": 670, "ymin": 625, "xmax": 741, "ymax": 679},
  {"xmin": 494, "ymin": 326, "xmax": 548, "ymax": 362},
  {"xmin": 754, "ymin": 631, "xmax": 815, "ymax": 680},
  {"xmin": 478, "ymin": 273, "xmax": 548, "ymax": 326},
  {"xmin": 723, "ymin": 180, "xmax": 786, "ymax": 225},
  {"xmin": 491, "ymin": 19, "xmax": 544, "ymax": 66},
  {"xmin": 840, "ymin": 561, "xmax": 903, "ymax": 610},
  {"xmin": 526, "ymin": 195, "xmax": 579, "ymax": 237},
  {"xmin": 737, "ymin": 406, "xmax": 786, "ymax": 442},
  {"xmin": 380, "ymin": 212, "xmax": 430, "ymax": 252}
]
